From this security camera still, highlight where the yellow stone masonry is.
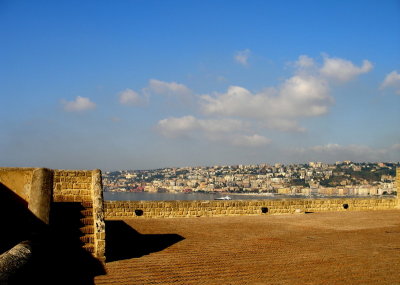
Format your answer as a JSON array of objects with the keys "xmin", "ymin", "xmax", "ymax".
[
  {"xmin": 397, "ymin": 168, "xmax": 400, "ymax": 207},
  {"xmin": 53, "ymin": 170, "xmax": 93, "ymax": 202},
  {"xmin": 52, "ymin": 169, "xmax": 106, "ymax": 262},
  {"xmin": 0, "ymin": 167, "xmax": 34, "ymax": 202},
  {"xmin": 104, "ymin": 197, "xmax": 397, "ymax": 219},
  {"xmin": 0, "ymin": 167, "xmax": 106, "ymax": 262}
]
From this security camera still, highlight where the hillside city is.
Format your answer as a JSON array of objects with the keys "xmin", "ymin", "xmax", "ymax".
[{"xmin": 103, "ymin": 161, "xmax": 398, "ymax": 197}]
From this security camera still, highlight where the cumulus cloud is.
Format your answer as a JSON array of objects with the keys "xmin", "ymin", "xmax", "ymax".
[
  {"xmin": 320, "ymin": 56, "xmax": 373, "ymax": 82},
  {"xmin": 231, "ymin": 134, "xmax": 271, "ymax": 147},
  {"xmin": 156, "ymin": 115, "xmax": 269, "ymax": 147},
  {"xmin": 118, "ymin": 79, "xmax": 193, "ymax": 106},
  {"xmin": 279, "ymin": 75, "xmax": 332, "ymax": 116},
  {"xmin": 200, "ymin": 74, "xmax": 332, "ymax": 131},
  {"xmin": 155, "ymin": 54, "xmax": 374, "ymax": 146},
  {"xmin": 263, "ymin": 119, "xmax": 306, "ymax": 133},
  {"xmin": 157, "ymin": 116, "xmax": 196, "ymax": 138},
  {"xmin": 295, "ymin": 55, "xmax": 315, "ymax": 69},
  {"xmin": 157, "ymin": 116, "xmax": 246, "ymax": 138},
  {"xmin": 380, "ymin": 70, "xmax": 400, "ymax": 94},
  {"xmin": 234, "ymin": 49, "xmax": 251, "ymax": 66},
  {"xmin": 118, "ymin": 88, "xmax": 146, "ymax": 106},
  {"xmin": 198, "ymin": 54, "xmax": 373, "ymax": 133},
  {"xmin": 62, "ymin": 96, "xmax": 96, "ymax": 112},
  {"xmin": 148, "ymin": 79, "xmax": 192, "ymax": 97},
  {"xmin": 137, "ymin": 79, "xmax": 194, "ymax": 105}
]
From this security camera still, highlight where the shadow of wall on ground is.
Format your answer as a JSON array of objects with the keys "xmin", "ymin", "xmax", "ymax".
[
  {"xmin": 105, "ymin": 220, "xmax": 184, "ymax": 262},
  {"xmin": 0, "ymin": 183, "xmax": 105, "ymax": 285}
]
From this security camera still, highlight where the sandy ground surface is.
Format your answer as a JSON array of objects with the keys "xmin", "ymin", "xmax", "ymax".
[{"xmin": 95, "ymin": 210, "xmax": 400, "ymax": 285}]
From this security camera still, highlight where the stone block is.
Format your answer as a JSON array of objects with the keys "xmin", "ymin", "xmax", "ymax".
[
  {"xmin": 96, "ymin": 240, "xmax": 105, "ymax": 250},
  {"xmin": 73, "ymin": 183, "xmax": 81, "ymax": 189},
  {"xmin": 53, "ymin": 194, "xmax": 62, "ymax": 202}
]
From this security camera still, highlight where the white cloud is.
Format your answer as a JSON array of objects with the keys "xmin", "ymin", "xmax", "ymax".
[
  {"xmin": 62, "ymin": 96, "xmax": 96, "ymax": 112},
  {"xmin": 156, "ymin": 115, "xmax": 269, "ymax": 147},
  {"xmin": 156, "ymin": 116, "xmax": 246, "ymax": 138},
  {"xmin": 200, "ymin": 74, "xmax": 332, "ymax": 131},
  {"xmin": 198, "ymin": 118, "xmax": 247, "ymax": 134},
  {"xmin": 234, "ymin": 49, "xmax": 251, "ymax": 66},
  {"xmin": 295, "ymin": 55, "xmax": 315, "ymax": 69},
  {"xmin": 380, "ymin": 70, "xmax": 400, "ymax": 94},
  {"xmin": 231, "ymin": 134, "xmax": 271, "ymax": 147},
  {"xmin": 199, "ymin": 55, "xmax": 373, "ymax": 133},
  {"xmin": 148, "ymin": 79, "xmax": 192, "ymax": 97},
  {"xmin": 141, "ymin": 79, "xmax": 194, "ymax": 105},
  {"xmin": 155, "ymin": 54, "xmax": 375, "ymax": 147},
  {"xmin": 263, "ymin": 119, "xmax": 306, "ymax": 133},
  {"xmin": 320, "ymin": 56, "xmax": 373, "ymax": 82},
  {"xmin": 118, "ymin": 88, "xmax": 146, "ymax": 106},
  {"xmin": 279, "ymin": 75, "xmax": 332, "ymax": 116},
  {"xmin": 156, "ymin": 116, "xmax": 198, "ymax": 138},
  {"xmin": 118, "ymin": 79, "xmax": 193, "ymax": 106}
]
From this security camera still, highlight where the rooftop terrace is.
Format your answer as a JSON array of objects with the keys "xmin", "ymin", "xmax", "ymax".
[{"xmin": 95, "ymin": 210, "xmax": 400, "ymax": 285}]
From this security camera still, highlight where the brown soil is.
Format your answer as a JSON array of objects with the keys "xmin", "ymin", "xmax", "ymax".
[{"xmin": 95, "ymin": 210, "xmax": 400, "ymax": 285}]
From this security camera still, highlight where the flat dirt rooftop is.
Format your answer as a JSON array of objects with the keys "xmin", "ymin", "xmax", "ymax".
[{"xmin": 95, "ymin": 210, "xmax": 400, "ymax": 285}]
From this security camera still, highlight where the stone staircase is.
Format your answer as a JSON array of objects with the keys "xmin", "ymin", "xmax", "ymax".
[
  {"xmin": 50, "ymin": 202, "xmax": 95, "ymax": 255},
  {"xmin": 79, "ymin": 202, "xmax": 95, "ymax": 254}
]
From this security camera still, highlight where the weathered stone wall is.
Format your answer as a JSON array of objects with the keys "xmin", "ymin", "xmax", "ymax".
[
  {"xmin": 397, "ymin": 168, "xmax": 400, "ymax": 207},
  {"xmin": 0, "ymin": 167, "xmax": 34, "ymax": 202},
  {"xmin": 53, "ymin": 170, "xmax": 93, "ymax": 202},
  {"xmin": 104, "ymin": 198, "xmax": 397, "ymax": 219},
  {"xmin": 0, "ymin": 167, "xmax": 53, "ymax": 224},
  {"xmin": 52, "ymin": 169, "xmax": 106, "ymax": 262},
  {"xmin": 0, "ymin": 168, "xmax": 106, "ymax": 262}
]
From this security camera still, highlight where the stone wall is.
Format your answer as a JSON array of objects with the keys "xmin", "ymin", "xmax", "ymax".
[
  {"xmin": 52, "ymin": 169, "xmax": 106, "ymax": 262},
  {"xmin": 53, "ymin": 170, "xmax": 93, "ymax": 202},
  {"xmin": 0, "ymin": 167, "xmax": 105, "ymax": 262},
  {"xmin": 0, "ymin": 167, "xmax": 53, "ymax": 223},
  {"xmin": 104, "ymin": 198, "xmax": 397, "ymax": 219},
  {"xmin": 397, "ymin": 168, "xmax": 400, "ymax": 207},
  {"xmin": 0, "ymin": 167, "xmax": 34, "ymax": 202}
]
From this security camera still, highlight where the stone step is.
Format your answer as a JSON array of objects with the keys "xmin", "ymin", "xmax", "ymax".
[
  {"xmin": 81, "ymin": 201, "xmax": 93, "ymax": 208},
  {"xmin": 80, "ymin": 234, "xmax": 95, "ymax": 244},
  {"xmin": 80, "ymin": 209, "xmax": 93, "ymax": 217},
  {"xmin": 80, "ymin": 225, "xmax": 94, "ymax": 234},
  {"xmin": 80, "ymin": 217, "xmax": 94, "ymax": 225},
  {"xmin": 82, "ymin": 244, "xmax": 95, "ymax": 253}
]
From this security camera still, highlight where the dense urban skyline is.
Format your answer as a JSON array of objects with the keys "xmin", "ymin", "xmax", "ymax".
[
  {"xmin": 1, "ymin": 1, "xmax": 399, "ymax": 170},
  {"xmin": 103, "ymin": 161, "xmax": 398, "ymax": 198}
]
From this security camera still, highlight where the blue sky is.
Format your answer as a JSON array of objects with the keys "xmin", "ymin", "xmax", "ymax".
[{"xmin": 1, "ymin": 0, "xmax": 399, "ymax": 170}]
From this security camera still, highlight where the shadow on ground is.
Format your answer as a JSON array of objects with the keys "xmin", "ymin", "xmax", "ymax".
[
  {"xmin": 105, "ymin": 220, "xmax": 184, "ymax": 262},
  {"xmin": 26, "ymin": 228, "xmax": 106, "ymax": 285}
]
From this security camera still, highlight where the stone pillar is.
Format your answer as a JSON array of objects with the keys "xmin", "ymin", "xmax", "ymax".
[
  {"xmin": 91, "ymin": 169, "xmax": 106, "ymax": 262},
  {"xmin": 29, "ymin": 168, "xmax": 53, "ymax": 224}
]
